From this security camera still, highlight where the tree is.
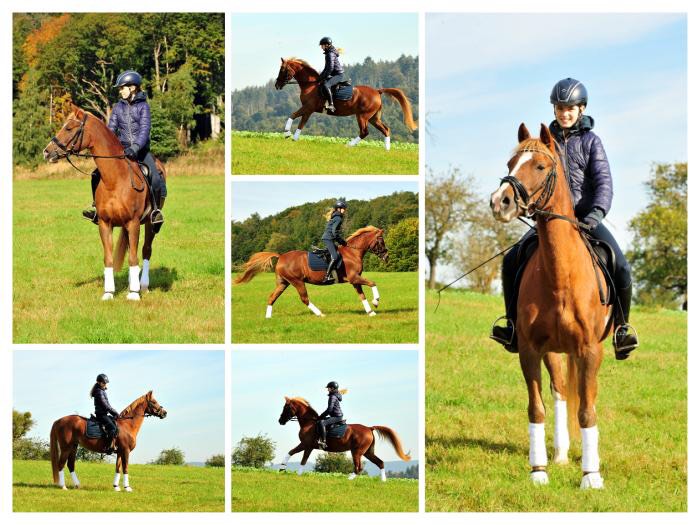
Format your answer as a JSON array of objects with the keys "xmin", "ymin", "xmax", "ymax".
[
  {"xmin": 13, "ymin": 410, "xmax": 35, "ymax": 441},
  {"xmin": 387, "ymin": 464, "xmax": 419, "ymax": 479},
  {"xmin": 205, "ymin": 454, "xmax": 225, "ymax": 467},
  {"xmin": 313, "ymin": 452, "xmax": 364, "ymax": 474},
  {"xmin": 152, "ymin": 447, "xmax": 185, "ymax": 465},
  {"xmin": 76, "ymin": 447, "xmax": 106, "ymax": 463},
  {"xmin": 12, "ymin": 409, "xmax": 50, "ymax": 460},
  {"xmin": 384, "ymin": 217, "xmax": 419, "ymax": 272},
  {"xmin": 231, "ymin": 434, "xmax": 275, "ymax": 469},
  {"xmin": 627, "ymin": 163, "xmax": 687, "ymax": 308},
  {"xmin": 426, "ymin": 167, "xmax": 478, "ymax": 288},
  {"xmin": 12, "ymin": 68, "xmax": 54, "ymax": 167}
]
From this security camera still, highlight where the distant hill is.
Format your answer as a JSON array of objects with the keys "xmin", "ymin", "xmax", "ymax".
[
  {"xmin": 231, "ymin": 55, "xmax": 419, "ymax": 143},
  {"xmin": 270, "ymin": 460, "xmax": 419, "ymax": 477}
]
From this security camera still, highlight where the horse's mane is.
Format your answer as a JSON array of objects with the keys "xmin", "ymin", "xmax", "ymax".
[
  {"xmin": 119, "ymin": 392, "xmax": 151, "ymax": 418},
  {"xmin": 73, "ymin": 108, "xmax": 123, "ymax": 151},
  {"xmin": 288, "ymin": 396, "xmax": 318, "ymax": 415},
  {"xmin": 347, "ymin": 225, "xmax": 380, "ymax": 242},
  {"xmin": 513, "ymin": 138, "xmax": 557, "ymax": 160},
  {"xmin": 284, "ymin": 57, "xmax": 319, "ymax": 75}
]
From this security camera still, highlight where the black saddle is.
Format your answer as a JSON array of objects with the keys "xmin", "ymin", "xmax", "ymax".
[
  {"xmin": 85, "ymin": 415, "xmax": 118, "ymax": 439},
  {"xmin": 320, "ymin": 80, "xmax": 353, "ymax": 102},
  {"xmin": 326, "ymin": 420, "xmax": 348, "ymax": 439},
  {"xmin": 308, "ymin": 247, "xmax": 344, "ymax": 271}
]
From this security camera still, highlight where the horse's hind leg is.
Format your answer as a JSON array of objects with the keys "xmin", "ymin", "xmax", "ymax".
[
  {"xmin": 348, "ymin": 448, "xmax": 365, "ymax": 480},
  {"xmin": 363, "ymin": 441, "xmax": 386, "ymax": 481},
  {"xmin": 98, "ymin": 221, "xmax": 115, "ymax": 300},
  {"xmin": 352, "ymin": 284, "xmax": 376, "ymax": 316},
  {"xmin": 266, "ymin": 276, "xmax": 289, "ymax": 319},
  {"xmin": 291, "ymin": 280, "xmax": 324, "ymax": 317},
  {"xmin": 140, "ymin": 223, "xmax": 155, "ymax": 292},
  {"xmin": 347, "ymin": 113, "xmax": 370, "ymax": 147},
  {"xmin": 114, "ymin": 456, "xmax": 122, "ymax": 491},
  {"xmin": 369, "ymin": 110, "xmax": 392, "ymax": 151},
  {"xmin": 543, "ymin": 353, "xmax": 569, "ymax": 464},
  {"xmin": 66, "ymin": 444, "xmax": 80, "ymax": 488},
  {"xmin": 577, "ymin": 347, "xmax": 604, "ymax": 489},
  {"xmin": 56, "ymin": 441, "xmax": 72, "ymax": 490},
  {"xmin": 519, "ymin": 348, "xmax": 549, "ymax": 485},
  {"xmin": 125, "ymin": 219, "xmax": 141, "ymax": 301}
]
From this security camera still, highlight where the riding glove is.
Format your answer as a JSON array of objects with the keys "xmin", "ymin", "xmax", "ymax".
[{"xmin": 124, "ymin": 146, "xmax": 138, "ymax": 160}]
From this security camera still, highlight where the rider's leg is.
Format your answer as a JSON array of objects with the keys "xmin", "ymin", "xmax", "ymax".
[
  {"xmin": 141, "ymin": 152, "xmax": 165, "ymax": 231},
  {"xmin": 325, "ymin": 75, "xmax": 344, "ymax": 112},
  {"xmin": 589, "ymin": 223, "xmax": 638, "ymax": 357},
  {"xmin": 317, "ymin": 420, "xmax": 328, "ymax": 448},
  {"xmin": 322, "ymin": 240, "xmax": 339, "ymax": 283},
  {"xmin": 82, "ymin": 169, "xmax": 101, "ymax": 223}
]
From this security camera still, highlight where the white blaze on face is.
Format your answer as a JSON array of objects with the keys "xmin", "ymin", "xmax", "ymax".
[{"xmin": 491, "ymin": 151, "xmax": 533, "ymax": 221}]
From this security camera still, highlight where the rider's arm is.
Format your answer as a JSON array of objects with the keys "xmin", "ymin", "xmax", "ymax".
[
  {"xmin": 586, "ymin": 134, "xmax": 613, "ymax": 218},
  {"xmin": 319, "ymin": 52, "xmax": 331, "ymax": 81},
  {"xmin": 107, "ymin": 109, "xmax": 118, "ymax": 135},
  {"xmin": 133, "ymin": 103, "xmax": 151, "ymax": 152}
]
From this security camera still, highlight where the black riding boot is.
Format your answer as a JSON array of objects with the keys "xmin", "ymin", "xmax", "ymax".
[
  {"xmin": 82, "ymin": 170, "xmax": 100, "ymax": 224},
  {"xmin": 613, "ymin": 284, "xmax": 639, "ymax": 360},
  {"xmin": 322, "ymin": 85, "xmax": 335, "ymax": 112},
  {"xmin": 151, "ymin": 197, "xmax": 165, "ymax": 234},
  {"xmin": 317, "ymin": 423, "xmax": 327, "ymax": 449},
  {"xmin": 322, "ymin": 258, "xmax": 336, "ymax": 283},
  {"xmin": 490, "ymin": 251, "xmax": 518, "ymax": 353}
]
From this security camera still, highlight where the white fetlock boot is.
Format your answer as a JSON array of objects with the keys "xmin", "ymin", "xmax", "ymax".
[
  {"xmin": 102, "ymin": 267, "xmax": 115, "ymax": 300},
  {"xmin": 126, "ymin": 266, "xmax": 140, "ymax": 301}
]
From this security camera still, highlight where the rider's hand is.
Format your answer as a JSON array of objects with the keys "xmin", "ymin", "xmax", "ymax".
[
  {"xmin": 124, "ymin": 146, "xmax": 138, "ymax": 160},
  {"xmin": 582, "ymin": 207, "xmax": 604, "ymax": 230}
]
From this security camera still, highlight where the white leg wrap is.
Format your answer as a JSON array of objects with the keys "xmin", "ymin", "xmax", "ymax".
[
  {"xmin": 104, "ymin": 267, "xmax": 115, "ymax": 294},
  {"xmin": 70, "ymin": 471, "xmax": 80, "ymax": 486},
  {"xmin": 371, "ymin": 285, "xmax": 380, "ymax": 306},
  {"xmin": 140, "ymin": 259, "xmax": 150, "ymax": 290},
  {"xmin": 528, "ymin": 422, "xmax": 547, "ymax": 468},
  {"xmin": 380, "ymin": 468, "xmax": 386, "ymax": 482},
  {"xmin": 308, "ymin": 302, "xmax": 323, "ymax": 316},
  {"xmin": 297, "ymin": 466, "xmax": 304, "ymax": 476},
  {"xmin": 123, "ymin": 473, "xmax": 130, "ymax": 491},
  {"xmin": 293, "ymin": 128, "xmax": 301, "ymax": 141},
  {"xmin": 581, "ymin": 425, "xmax": 600, "ymax": 473},
  {"xmin": 348, "ymin": 472, "xmax": 357, "ymax": 481},
  {"xmin": 283, "ymin": 454, "xmax": 291, "ymax": 465},
  {"xmin": 113, "ymin": 472, "xmax": 121, "ymax": 487},
  {"xmin": 58, "ymin": 471, "xmax": 65, "ymax": 487},
  {"xmin": 347, "ymin": 136, "xmax": 361, "ymax": 147},
  {"xmin": 266, "ymin": 305, "xmax": 273, "ymax": 319},
  {"xmin": 581, "ymin": 471, "xmax": 604, "ymax": 489},
  {"xmin": 553, "ymin": 399, "xmax": 570, "ymax": 463},
  {"xmin": 384, "ymin": 136, "xmax": 391, "ymax": 151},
  {"xmin": 284, "ymin": 118, "xmax": 293, "ymax": 132},
  {"xmin": 362, "ymin": 299, "xmax": 373, "ymax": 313},
  {"xmin": 530, "ymin": 470, "xmax": 549, "ymax": 485},
  {"xmin": 128, "ymin": 266, "xmax": 140, "ymax": 293}
]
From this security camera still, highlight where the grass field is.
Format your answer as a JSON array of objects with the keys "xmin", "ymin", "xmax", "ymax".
[
  {"xmin": 13, "ymin": 460, "xmax": 224, "ymax": 512},
  {"xmin": 231, "ymin": 131, "xmax": 418, "ymax": 175},
  {"xmin": 232, "ymin": 467, "xmax": 418, "ymax": 512},
  {"xmin": 425, "ymin": 289, "xmax": 687, "ymax": 512},
  {"xmin": 232, "ymin": 271, "xmax": 418, "ymax": 344},
  {"xmin": 13, "ymin": 146, "xmax": 224, "ymax": 343}
]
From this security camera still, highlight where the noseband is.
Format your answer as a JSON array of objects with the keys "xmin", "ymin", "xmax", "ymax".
[
  {"xmin": 50, "ymin": 113, "xmax": 88, "ymax": 157},
  {"xmin": 500, "ymin": 147, "xmax": 558, "ymax": 218}
]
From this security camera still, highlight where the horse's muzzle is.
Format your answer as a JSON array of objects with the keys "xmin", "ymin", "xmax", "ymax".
[
  {"xmin": 159, "ymin": 409, "xmax": 168, "ymax": 419},
  {"xmin": 43, "ymin": 146, "xmax": 60, "ymax": 163},
  {"xmin": 278, "ymin": 417, "xmax": 287, "ymax": 425}
]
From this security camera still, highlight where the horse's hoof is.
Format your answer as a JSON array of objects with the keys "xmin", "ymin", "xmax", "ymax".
[
  {"xmin": 372, "ymin": 300, "xmax": 379, "ymax": 307},
  {"xmin": 60, "ymin": 486, "xmax": 68, "ymax": 491},
  {"xmin": 530, "ymin": 471, "xmax": 549, "ymax": 485},
  {"xmin": 140, "ymin": 284, "xmax": 149, "ymax": 293},
  {"xmin": 348, "ymin": 473, "xmax": 357, "ymax": 481},
  {"xmin": 553, "ymin": 451, "xmax": 569, "ymax": 465},
  {"xmin": 368, "ymin": 311, "xmax": 377, "ymax": 317},
  {"xmin": 113, "ymin": 485, "xmax": 121, "ymax": 492},
  {"xmin": 74, "ymin": 484, "xmax": 81, "ymax": 490},
  {"xmin": 580, "ymin": 472, "xmax": 604, "ymax": 490},
  {"xmin": 125, "ymin": 486, "xmax": 133, "ymax": 493},
  {"xmin": 126, "ymin": 292, "xmax": 140, "ymax": 301},
  {"xmin": 101, "ymin": 292, "xmax": 114, "ymax": 301},
  {"xmin": 284, "ymin": 131, "xmax": 291, "ymax": 138}
]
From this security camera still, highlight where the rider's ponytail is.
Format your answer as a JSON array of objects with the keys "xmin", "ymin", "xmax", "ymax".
[
  {"xmin": 336, "ymin": 47, "xmax": 344, "ymax": 55},
  {"xmin": 324, "ymin": 208, "xmax": 334, "ymax": 221},
  {"xmin": 339, "ymin": 388, "xmax": 349, "ymax": 395}
]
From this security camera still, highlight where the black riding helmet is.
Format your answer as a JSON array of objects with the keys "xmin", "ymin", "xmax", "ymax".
[
  {"xmin": 334, "ymin": 200, "xmax": 347, "ymax": 209},
  {"xmin": 96, "ymin": 373, "xmax": 109, "ymax": 383},
  {"xmin": 319, "ymin": 36, "xmax": 333, "ymax": 46},
  {"xmin": 113, "ymin": 70, "xmax": 143, "ymax": 88},
  {"xmin": 326, "ymin": 381, "xmax": 339, "ymax": 391},
  {"xmin": 550, "ymin": 78, "xmax": 588, "ymax": 106}
]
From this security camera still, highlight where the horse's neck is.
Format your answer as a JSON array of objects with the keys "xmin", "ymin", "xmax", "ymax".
[
  {"xmin": 86, "ymin": 120, "xmax": 129, "ymax": 184},
  {"xmin": 120, "ymin": 401, "xmax": 147, "ymax": 435},
  {"xmin": 346, "ymin": 235, "xmax": 370, "ymax": 256},
  {"xmin": 294, "ymin": 65, "xmax": 319, "ymax": 85}
]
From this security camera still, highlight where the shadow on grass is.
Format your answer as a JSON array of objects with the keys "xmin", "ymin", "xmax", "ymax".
[
  {"xmin": 73, "ymin": 267, "xmax": 179, "ymax": 292},
  {"xmin": 426, "ymin": 434, "xmax": 528, "ymax": 456}
]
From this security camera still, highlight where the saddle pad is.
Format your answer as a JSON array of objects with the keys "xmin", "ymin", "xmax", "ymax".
[
  {"xmin": 85, "ymin": 418, "xmax": 106, "ymax": 439},
  {"xmin": 327, "ymin": 423, "xmax": 348, "ymax": 439},
  {"xmin": 332, "ymin": 84, "xmax": 353, "ymax": 101},
  {"xmin": 307, "ymin": 251, "xmax": 343, "ymax": 271}
]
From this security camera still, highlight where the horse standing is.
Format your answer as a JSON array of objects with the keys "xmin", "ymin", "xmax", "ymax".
[
  {"xmin": 234, "ymin": 226, "xmax": 388, "ymax": 318},
  {"xmin": 43, "ymin": 104, "xmax": 166, "ymax": 301},
  {"xmin": 278, "ymin": 397, "xmax": 411, "ymax": 480},
  {"xmin": 50, "ymin": 391, "xmax": 167, "ymax": 491},
  {"xmin": 274, "ymin": 58, "xmax": 417, "ymax": 150},
  {"xmin": 489, "ymin": 123, "xmax": 612, "ymax": 489}
]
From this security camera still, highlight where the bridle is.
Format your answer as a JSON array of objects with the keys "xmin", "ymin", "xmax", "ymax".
[
  {"xmin": 346, "ymin": 232, "xmax": 389, "ymax": 260},
  {"xmin": 50, "ymin": 113, "xmax": 88, "ymax": 158},
  {"xmin": 120, "ymin": 399, "xmax": 166, "ymax": 420},
  {"xmin": 280, "ymin": 402, "xmax": 317, "ymax": 424},
  {"xmin": 278, "ymin": 64, "xmax": 298, "ymax": 87}
]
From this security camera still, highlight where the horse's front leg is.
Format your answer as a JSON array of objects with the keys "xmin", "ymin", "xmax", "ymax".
[
  {"xmin": 297, "ymin": 448, "xmax": 312, "ymax": 476},
  {"xmin": 140, "ymin": 222, "xmax": 155, "ymax": 292},
  {"xmin": 520, "ymin": 348, "xmax": 549, "ymax": 485},
  {"xmin": 349, "ymin": 274, "xmax": 379, "ymax": 315},
  {"xmin": 126, "ymin": 219, "xmax": 141, "ymax": 301},
  {"xmin": 578, "ymin": 347, "xmax": 604, "ymax": 490},
  {"xmin": 280, "ymin": 442, "xmax": 305, "ymax": 472},
  {"xmin": 292, "ymin": 112, "xmax": 312, "ymax": 141},
  {"xmin": 98, "ymin": 220, "xmax": 115, "ymax": 300},
  {"xmin": 121, "ymin": 448, "xmax": 133, "ymax": 492},
  {"xmin": 352, "ymin": 283, "xmax": 376, "ymax": 316},
  {"xmin": 543, "ymin": 352, "xmax": 569, "ymax": 464},
  {"xmin": 285, "ymin": 108, "xmax": 305, "ymax": 138}
]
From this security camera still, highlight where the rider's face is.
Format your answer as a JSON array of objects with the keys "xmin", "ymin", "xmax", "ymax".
[
  {"xmin": 554, "ymin": 104, "xmax": 584, "ymax": 129},
  {"xmin": 119, "ymin": 85, "xmax": 133, "ymax": 100},
  {"xmin": 99, "ymin": 381, "xmax": 107, "ymax": 389},
  {"xmin": 339, "ymin": 208, "xmax": 346, "ymax": 215}
]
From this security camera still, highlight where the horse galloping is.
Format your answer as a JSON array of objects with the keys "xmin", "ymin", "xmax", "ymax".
[
  {"xmin": 43, "ymin": 104, "xmax": 166, "ymax": 301},
  {"xmin": 50, "ymin": 391, "xmax": 167, "ymax": 491},
  {"xmin": 489, "ymin": 123, "xmax": 613, "ymax": 489},
  {"xmin": 275, "ymin": 58, "xmax": 417, "ymax": 150},
  {"xmin": 234, "ymin": 226, "xmax": 388, "ymax": 318},
  {"xmin": 278, "ymin": 396, "xmax": 411, "ymax": 480}
]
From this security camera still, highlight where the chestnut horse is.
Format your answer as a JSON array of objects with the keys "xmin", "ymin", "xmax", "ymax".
[
  {"xmin": 274, "ymin": 58, "xmax": 417, "ymax": 150},
  {"xmin": 278, "ymin": 396, "xmax": 411, "ymax": 480},
  {"xmin": 490, "ymin": 123, "xmax": 613, "ymax": 489},
  {"xmin": 234, "ymin": 226, "xmax": 388, "ymax": 317},
  {"xmin": 43, "ymin": 104, "xmax": 166, "ymax": 301},
  {"xmin": 50, "ymin": 391, "xmax": 167, "ymax": 491}
]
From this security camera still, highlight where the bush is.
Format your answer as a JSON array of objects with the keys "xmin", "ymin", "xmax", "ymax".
[
  {"xmin": 231, "ymin": 434, "xmax": 275, "ymax": 468},
  {"xmin": 152, "ymin": 447, "xmax": 185, "ymax": 465},
  {"xmin": 76, "ymin": 447, "xmax": 106, "ymax": 463},
  {"xmin": 313, "ymin": 452, "xmax": 364, "ymax": 474},
  {"xmin": 205, "ymin": 454, "xmax": 225, "ymax": 467},
  {"xmin": 13, "ymin": 438, "xmax": 50, "ymax": 460}
]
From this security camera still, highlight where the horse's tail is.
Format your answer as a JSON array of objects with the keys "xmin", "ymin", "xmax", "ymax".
[
  {"xmin": 372, "ymin": 426, "xmax": 411, "ymax": 461},
  {"xmin": 113, "ymin": 228, "xmax": 129, "ymax": 273},
  {"xmin": 233, "ymin": 252, "xmax": 280, "ymax": 284},
  {"xmin": 566, "ymin": 354, "xmax": 581, "ymax": 438},
  {"xmin": 50, "ymin": 421, "xmax": 60, "ymax": 484},
  {"xmin": 378, "ymin": 88, "xmax": 418, "ymax": 132}
]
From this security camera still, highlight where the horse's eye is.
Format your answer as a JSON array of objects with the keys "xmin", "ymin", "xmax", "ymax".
[{"xmin": 537, "ymin": 164, "xmax": 546, "ymax": 171}]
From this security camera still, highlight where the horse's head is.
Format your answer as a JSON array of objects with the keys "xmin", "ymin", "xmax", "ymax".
[
  {"xmin": 278, "ymin": 396, "xmax": 312, "ymax": 425},
  {"xmin": 369, "ymin": 228, "xmax": 389, "ymax": 262},
  {"xmin": 347, "ymin": 226, "xmax": 389, "ymax": 262},
  {"xmin": 275, "ymin": 58, "xmax": 295, "ymax": 90},
  {"xmin": 43, "ymin": 104, "xmax": 94, "ymax": 163},
  {"xmin": 145, "ymin": 391, "xmax": 167, "ymax": 419},
  {"xmin": 490, "ymin": 123, "xmax": 560, "ymax": 223}
]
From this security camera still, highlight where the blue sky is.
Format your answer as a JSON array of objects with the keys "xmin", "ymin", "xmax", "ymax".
[
  {"xmin": 232, "ymin": 180, "xmax": 418, "ymax": 221},
  {"xmin": 231, "ymin": 13, "xmax": 418, "ymax": 90},
  {"xmin": 427, "ymin": 13, "xmax": 686, "ymax": 281},
  {"xmin": 232, "ymin": 350, "xmax": 418, "ymax": 466},
  {"xmin": 14, "ymin": 350, "xmax": 224, "ymax": 464}
]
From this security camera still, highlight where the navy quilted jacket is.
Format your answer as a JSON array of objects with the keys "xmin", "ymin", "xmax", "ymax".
[
  {"xmin": 549, "ymin": 115, "xmax": 613, "ymax": 219},
  {"xmin": 319, "ymin": 391, "xmax": 343, "ymax": 418},
  {"xmin": 320, "ymin": 46, "xmax": 344, "ymax": 80},
  {"xmin": 321, "ymin": 211, "xmax": 345, "ymax": 243},
  {"xmin": 91, "ymin": 385, "xmax": 119, "ymax": 418},
  {"xmin": 108, "ymin": 91, "xmax": 151, "ymax": 152}
]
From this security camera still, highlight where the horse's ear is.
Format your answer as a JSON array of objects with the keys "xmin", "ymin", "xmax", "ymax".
[
  {"xmin": 539, "ymin": 123, "xmax": 554, "ymax": 149},
  {"xmin": 147, "ymin": 390, "xmax": 153, "ymax": 399},
  {"xmin": 280, "ymin": 57, "xmax": 285, "ymax": 64},
  {"xmin": 71, "ymin": 104, "xmax": 84, "ymax": 118},
  {"xmin": 284, "ymin": 396, "xmax": 289, "ymax": 402},
  {"xmin": 517, "ymin": 122, "xmax": 530, "ymax": 142}
]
